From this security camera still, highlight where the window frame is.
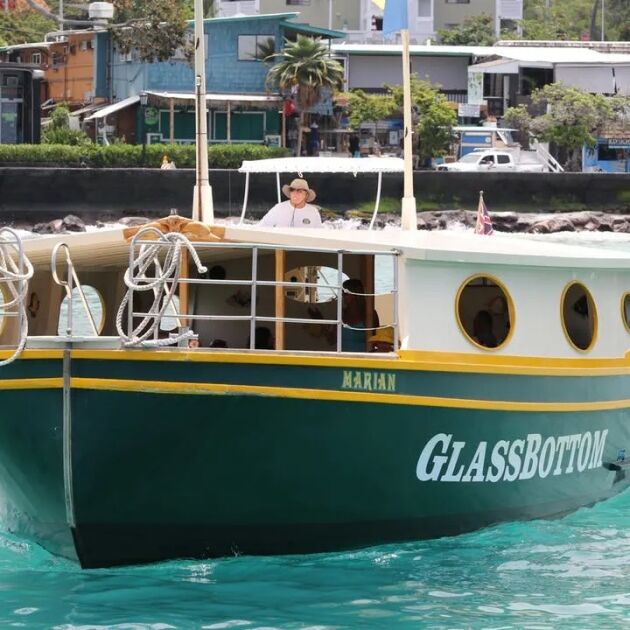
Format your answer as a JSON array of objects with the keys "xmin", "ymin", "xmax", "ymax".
[
  {"xmin": 237, "ymin": 34, "xmax": 276, "ymax": 62},
  {"xmin": 560, "ymin": 281, "xmax": 598, "ymax": 353},
  {"xmin": 455, "ymin": 273, "xmax": 515, "ymax": 352}
]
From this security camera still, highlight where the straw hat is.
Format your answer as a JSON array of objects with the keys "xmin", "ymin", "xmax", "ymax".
[
  {"xmin": 368, "ymin": 327, "xmax": 394, "ymax": 345},
  {"xmin": 282, "ymin": 178, "xmax": 316, "ymax": 203}
]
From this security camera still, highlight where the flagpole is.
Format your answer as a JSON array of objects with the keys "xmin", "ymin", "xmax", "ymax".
[
  {"xmin": 192, "ymin": 0, "xmax": 214, "ymax": 223},
  {"xmin": 400, "ymin": 28, "xmax": 417, "ymax": 231}
]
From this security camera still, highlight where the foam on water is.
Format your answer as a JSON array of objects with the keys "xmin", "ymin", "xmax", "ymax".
[{"xmin": 2, "ymin": 229, "xmax": 630, "ymax": 628}]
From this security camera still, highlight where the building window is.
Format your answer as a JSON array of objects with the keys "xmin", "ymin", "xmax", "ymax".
[
  {"xmin": 446, "ymin": 0, "xmax": 470, "ymax": 3},
  {"xmin": 418, "ymin": 0, "xmax": 431, "ymax": 18},
  {"xmin": 287, "ymin": 0, "xmax": 311, "ymax": 4},
  {"xmin": 31, "ymin": 52, "xmax": 42, "ymax": 65},
  {"xmin": 238, "ymin": 35, "xmax": 276, "ymax": 62}
]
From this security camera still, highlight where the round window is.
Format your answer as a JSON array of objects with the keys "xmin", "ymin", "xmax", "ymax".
[
  {"xmin": 561, "ymin": 282, "xmax": 597, "ymax": 352},
  {"xmin": 58, "ymin": 286, "xmax": 105, "ymax": 336},
  {"xmin": 623, "ymin": 293, "xmax": 630, "ymax": 334},
  {"xmin": 456, "ymin": 275, "xmax": 514, "ymax": 350}
]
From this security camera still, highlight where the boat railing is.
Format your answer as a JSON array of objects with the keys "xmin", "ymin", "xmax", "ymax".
[
  {"xmin": 0, "ymin": 228, "xmax": 34, "ymax": 366},
  {"xmin": 51, "ymin": 242, "xmax": 100, "ymax": 337},
  {"xmin": 125, "ymin": 231, "xmax": 399, "ymax": 352}
]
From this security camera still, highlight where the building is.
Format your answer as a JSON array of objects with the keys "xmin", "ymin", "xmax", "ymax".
[
  {"xmin": 1, "ymin": 31, "xmax": 99, "ymax": 109},
  {"xmin": 87, "ymin": 13, "xmax": 344, "ymax": 145},
  {"xmin": 217, "ymin": 0, "xmax": 523, "ymax": 44},
  {"xmin": 0, "ymin": 63, "xmax": 41, "ymax": 143}
]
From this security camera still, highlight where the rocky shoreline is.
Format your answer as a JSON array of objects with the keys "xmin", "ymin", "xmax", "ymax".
[{"xmin": 19, "ymin": 209, "xmax": 630, "ymax": 235}]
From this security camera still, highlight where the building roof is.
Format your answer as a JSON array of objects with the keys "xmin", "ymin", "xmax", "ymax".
[
  {"xmin": 1, "ymin": 41, "xmax": 52, "ymax": 52},
  {"xmin": 332, "ymin": 43, "xmax": 630, "ymax": 65},
  {"xmin": 283, "ymin": 22, "xmax": 347, "ymax": 40},
  {"xmin": 85, "ymin": 95, "xmax": 140, "ymax": 121},
  {"xmin": 144, "ymin": 91, "xmax": 284, "ymax": 110}
]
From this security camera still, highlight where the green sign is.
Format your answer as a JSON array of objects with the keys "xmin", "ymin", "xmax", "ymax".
[{"xmin": 144, "ymin": 106, "xmax": 159, "ymax": 126}]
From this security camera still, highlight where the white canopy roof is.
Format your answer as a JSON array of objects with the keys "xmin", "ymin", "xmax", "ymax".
[{"xmin": 239, "ymin": 157, "xmax": 405, "ymax": 174}]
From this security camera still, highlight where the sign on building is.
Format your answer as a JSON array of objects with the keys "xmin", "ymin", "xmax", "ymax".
[{"xmin": 498, "ymin": 0, "xmax": 523, "ymax": 20}]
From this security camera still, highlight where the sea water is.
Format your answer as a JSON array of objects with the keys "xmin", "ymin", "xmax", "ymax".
[{"xmin": 2, "ymin": 228, "xmax": 630, "ymax": 629}]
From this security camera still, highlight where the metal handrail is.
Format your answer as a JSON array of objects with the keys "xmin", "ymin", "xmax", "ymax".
[
  {"xmin": 51, "ymin": 243, "xmax": 100, "ymax": 337},
  {"xmin": 126, "ymin": 238, "xmax": 399, "ymax": 352}
]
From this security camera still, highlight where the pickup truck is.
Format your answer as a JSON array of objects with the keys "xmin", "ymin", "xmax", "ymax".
[{"xmin": 436, "ymin": 149, "xmax": 549, "ymax": 173}]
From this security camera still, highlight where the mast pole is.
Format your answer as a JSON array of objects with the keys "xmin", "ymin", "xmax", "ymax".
[
  {"xmin": 192, "ymin": 0, "xmax": 214, "ymax": 223},
  {"xmin": 400, "ymin": 28, "xmax": 417, "ymax": 231}
]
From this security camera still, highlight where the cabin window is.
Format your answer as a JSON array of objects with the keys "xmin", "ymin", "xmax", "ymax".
[
  {"xmin": 456, "ymin": 274, "xmax": 514, "ymax": 350},
  {"xmin": 284, "ymin": 266, "xmax": 349, "ymax": 304},
  {"xmin": 561, "ymin": 282, "xmax": 597, "ymax": 352},
  {"xmin": 58, "ymin": 286, "xmax": 105, "ymax": 336},
  {"xmin": 623, "ymin": 293, "xmax": 630, "ymax": 334}
]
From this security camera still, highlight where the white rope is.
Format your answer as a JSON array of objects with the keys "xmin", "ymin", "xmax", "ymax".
[
  {"xmin": 116, "ymin": 230, "xmax": 207, "ymax": 347},
  {"xmin": 0, "ymin": 228, "xmax": 34, "ymax": 367}
]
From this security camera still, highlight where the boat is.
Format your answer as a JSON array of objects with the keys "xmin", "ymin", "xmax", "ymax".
[
  {"xmin": 1, "ymin": 2, "xmax": 630, "ymax": 569},
  {"xmin": 0, "ymin": 207, "xmax": 630, "ymax": 567}
]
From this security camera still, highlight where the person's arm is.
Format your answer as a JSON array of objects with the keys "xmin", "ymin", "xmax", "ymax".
[{"xmin": 259, "ymin": 204, "xmax": 280, "ymax": 227}]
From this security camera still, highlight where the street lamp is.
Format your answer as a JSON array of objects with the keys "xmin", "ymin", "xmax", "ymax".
[{"xmin": 139, "ymin": 91, "xmax": 148, "ymax": 165}]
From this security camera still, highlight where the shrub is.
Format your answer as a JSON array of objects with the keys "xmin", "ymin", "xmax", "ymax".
[{"xmin": 0, "ymin": 143, "xmax": 289, "ymax": 168}]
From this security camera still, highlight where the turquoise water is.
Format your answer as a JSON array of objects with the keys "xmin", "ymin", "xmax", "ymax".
[
  {"xmin": 3, "ymin": 490, "xmax": 630, "ymax": 628},
  {"xmin": 4, "ymin": 229, "xmax": 630, "ymax": 628}
]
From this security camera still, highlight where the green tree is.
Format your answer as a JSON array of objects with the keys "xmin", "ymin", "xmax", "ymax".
[
  {"xmin": 437, "ymin": 14, "xmax": 496, "ymax": 46},
  {"xmin": 111, "ymin": 0, "xmax": 190, "ymax": 63},
  {"xmin": 344, "ymin": 90, "xmax": 395, "ymax": 130},
  {"xmin": 388, "ymin": 77, "xmax": 457, "ymax": 163},
  {"xmin": 43, "ymin": 104, "xmax": 92, "ymax": 146},
  {"xmin": 0, "ymin": 9, "xmax": 55, "ymax": 46},
  {"xmin": 266, "ymin": 36, "xmax": 344, "ymax": 156},
  {"xmin": 504, "ymin": 84, "xmax": 629, "ymax": 170}
]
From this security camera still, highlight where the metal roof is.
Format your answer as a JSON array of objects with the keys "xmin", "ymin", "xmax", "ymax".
[
  {"xmin": 85, "ymin": 95, "xmax": 140, "ymax": 121},
  {"xmin": 332, "ymin": 43, "xmax": 630, "ymax": 65},
  {"xmin": 283, "ymin": 22, "xmax": 347, "ymax": 40}
]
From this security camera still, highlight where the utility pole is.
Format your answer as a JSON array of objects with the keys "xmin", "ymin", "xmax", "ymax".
[
  {"xmin": 601, "ymin": 0, "xmax": 605, "ymax": 41},
  {"xmin": 59, "ymin": 0, "xmax": 64, "ymax": 32},
  {"xmin": 328, "ymin": 0, "xmax": 333, "ymax": 30}
]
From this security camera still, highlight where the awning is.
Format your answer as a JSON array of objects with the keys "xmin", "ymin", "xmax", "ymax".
[
  {"xmin": 70, "ymin": 103, "xmax": 106, "ymax": 118},
  {"xmin": 144, "ymin": 91, "xmax": 283, "ymax": 110},
  {"xmin": 85, "ymin": 95, "xmax": 140, "ymax": 121},
  {"xmin": 239, "ymin": 156, "xmax": 404, "ymax": 174}
]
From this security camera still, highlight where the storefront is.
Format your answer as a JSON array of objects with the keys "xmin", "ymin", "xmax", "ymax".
[
  {"xmin": 0, "ymin": 64, "xmax": 41, "ymax": 144},
  {"xmin": 583, "ymin": 136, "xmax": 630, "ymax": 173}
]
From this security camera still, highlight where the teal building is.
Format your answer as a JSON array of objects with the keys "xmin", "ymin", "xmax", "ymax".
[{"xmin": 93, "ymin": 13, "xmax": 344, "ymax": 145}]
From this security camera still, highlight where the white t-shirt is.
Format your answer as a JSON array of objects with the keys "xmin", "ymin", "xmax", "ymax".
[{"xmin": 259, "ymin": 201, "xmax": 322, "ymax": 228}]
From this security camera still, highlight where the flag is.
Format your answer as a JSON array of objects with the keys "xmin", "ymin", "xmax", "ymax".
[
  {"xmin": 383, "ymin": 0, "xmax": 408, "ymax": 36},
  {"xmin": 475, "ymin": 192, "xmax": 494, "ymax": 236}
]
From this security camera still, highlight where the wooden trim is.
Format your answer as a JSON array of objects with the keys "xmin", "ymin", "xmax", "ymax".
[{"xmin": 275, "ymin": 248, "xmax": 285, "ymax": 350}]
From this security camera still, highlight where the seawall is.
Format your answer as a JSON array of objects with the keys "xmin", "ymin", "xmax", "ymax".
[{"xmin": 0, "ymin": 168, "xmax": 629, "ymax": 222}]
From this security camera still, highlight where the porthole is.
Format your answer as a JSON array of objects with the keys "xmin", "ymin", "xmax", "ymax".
[
  {"xmin": 456, "ymin": 274, "xmax": 514, "ymax": 351},
  {"xmin": 58, "ymin": 286, "xmax": 105, "ymax": 336},
  {"xmin": 561, "ymin": 282, "xmax": 597, "ymax": 352},
  {"xmin": 622, "ymin": 293, "xmax": 630, "ymax": 334}
]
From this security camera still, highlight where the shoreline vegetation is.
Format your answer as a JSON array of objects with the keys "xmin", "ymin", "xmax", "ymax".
[{"xmin": 0, "ymin": 144, "xmax": 290, "ymax": 168}]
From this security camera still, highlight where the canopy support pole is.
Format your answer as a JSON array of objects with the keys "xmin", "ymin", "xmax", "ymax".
[
  {"xmin": 368, "ymin": 172, "xmax": 383, "ymax": 230},
  {"xmin": 239, "ymin": 171, "xmax": 250, "ymax": 225},
  {"xmin": 275, "ymin": 249, "xmax": 285, "ymax": 350},
  {"xmin": 276, "ymin": 173, "xmax": 281, "ymax": 204}
]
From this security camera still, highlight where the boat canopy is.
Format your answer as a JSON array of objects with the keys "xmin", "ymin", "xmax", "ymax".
[
  {"xmin": 238, "ymin": 156, "xmax": 404, "ymax": 175},
  {"xmin": 238, "ymin": 157, "xmax": 405, "ymax": 229}
]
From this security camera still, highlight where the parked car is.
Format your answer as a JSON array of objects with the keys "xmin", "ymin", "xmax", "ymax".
[{"xmin": 436, "ymin": 149, "xmax": 549, "ymax": 173}]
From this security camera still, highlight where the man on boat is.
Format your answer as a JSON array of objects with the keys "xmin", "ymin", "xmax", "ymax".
[{"xmin": 259, "ymin": 178, "xmax": 322, "ymax": 228}]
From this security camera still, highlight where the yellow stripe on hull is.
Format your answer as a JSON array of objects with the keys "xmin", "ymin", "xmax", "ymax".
[
  {"xmin": 0, "ymin": 378, "xmax": 63, "ymax": 390},
  {"xmin": 71, "ymin": 377, "xmax": 630, "ymax": 413}
]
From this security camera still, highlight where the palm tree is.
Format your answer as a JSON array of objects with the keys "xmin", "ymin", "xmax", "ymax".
[{"xmin": 266, "ymin": 36, "xmax": 345, "ymax": 156}]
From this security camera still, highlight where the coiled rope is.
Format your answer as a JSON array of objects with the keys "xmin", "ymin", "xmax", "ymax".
[
  {"xmin": 0, "ymin": 228, "xmax": 34, "ymax": 367},
  {"xmin": 116, "ymin": 229, "xmax": 207, "ymax": 347}
]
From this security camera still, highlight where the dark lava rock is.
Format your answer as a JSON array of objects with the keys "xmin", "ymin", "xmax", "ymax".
[
  {"xmin": 62, "ymin": 214, "xmax": 86, "ymax": 232},
  {"xmin": 32, "ymin": 219, "xmax": 64, "ymax": 234},
  {"xmin": 119, "ymin": 216, "xmax": 151, "ymax": 227}
]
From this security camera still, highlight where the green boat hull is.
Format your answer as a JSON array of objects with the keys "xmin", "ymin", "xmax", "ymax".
[{"xmin": 1, "ymin": 351, "xmax": 629, "ymax": 567}]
